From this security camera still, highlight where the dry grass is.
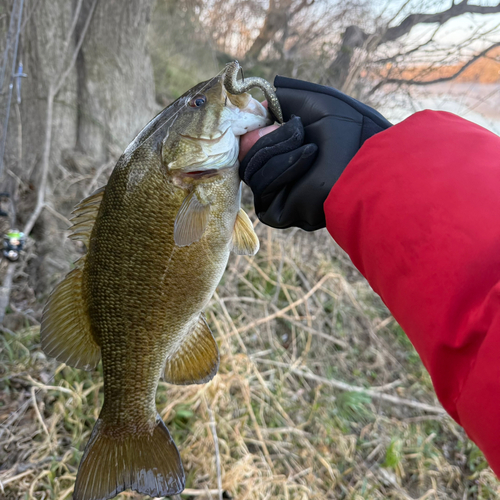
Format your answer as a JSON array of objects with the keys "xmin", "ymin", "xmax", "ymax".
[{"xmin": 1, "ymin": 195, "xmax": 500, "ymax": 499}]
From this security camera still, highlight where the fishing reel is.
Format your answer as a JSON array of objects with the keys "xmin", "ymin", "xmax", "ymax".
[
  {"xmin": 0, "ymin": 192, "xmax": 24, "ymax": 262},
  {"xmin": 3, "ymin": 228, "xmax": 25, "ymax": 262}
]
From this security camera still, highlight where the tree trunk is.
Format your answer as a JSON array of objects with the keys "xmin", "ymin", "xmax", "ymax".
[
  {"xmin": 18, "ymin": 0, "xmax": 78, "ymax": 181},
  {"xmin": 324, "ymin": 25, "xmax": 368, "ymax": 91},
  {"xmin": 75, "ymin": 0, "xmax": 158, "ymax": 161},
  {"xmin": 16, "ymin": 0, "xmax": 157, "ymax": 181},
  {"xmin": 0, "ymin": 0, "xmax": 158, "ymax": 298},
  {"xmin": 245, "ymin": 0, "xmax": 290, "ymax": 62}
]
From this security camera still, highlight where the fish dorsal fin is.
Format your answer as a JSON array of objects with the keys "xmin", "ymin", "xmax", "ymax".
[
  {"xmin": 230, "ymin": 208, "xmax": 260, "ymax": 256},
  {"xmin": 69, "ymin": 186, "xmax": 105, "ymax": 246},
  {"xmin": 40, "ymin": 259, "xmax": 101, "ymax": 370},
  {"xmin": 174, "ymin": 191, "xmax": 210, "ymax": 247},
  {"xmin": 164, "ymin": 314, "xmax": 219, "ymax": 385}
]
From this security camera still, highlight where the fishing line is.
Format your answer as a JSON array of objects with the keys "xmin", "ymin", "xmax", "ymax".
[{"xmin": 0, "ymin": 0, "xmax": 19, "ymax": 95}]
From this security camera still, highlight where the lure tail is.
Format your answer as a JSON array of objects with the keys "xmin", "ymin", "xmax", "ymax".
[{"xmin": 73, "ymin": 414, "xmax": 184, "ymax": 500}]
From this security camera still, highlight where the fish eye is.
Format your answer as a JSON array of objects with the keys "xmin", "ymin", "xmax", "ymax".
[{"xmin": 189, "ymin": 94, "xmax": 207, "ymax": 108}]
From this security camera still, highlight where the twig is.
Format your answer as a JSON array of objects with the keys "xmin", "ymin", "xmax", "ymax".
[
  {"xmin": 84, "ymin": 158, "xmax": 114, "ymax": 198},
  {"xmin": 9, "ymin": 302, "xmax": 40, "ymax": 325},
  {"xmin": 236, "ymin": 273, "xmax": 340, "ymax": 335},
  {"xmin": 61, "ymin": 0, "xmax": 84, "ymax": 58},
  {"xmin": 22, "ymin": 89, "xmax": 53, "ymax": 235},
  {"xmin": 43, "ymin": 203, "xmax": 71, "ymax": 226},
  {"xmin": 252, "ymin": 358, "xmax": 446, "ymax": 415},
  {"xmin": 372, "ymin": 41, "xmax": 500, "ymax": 92},
  {"xmin": 0, "ymin": 262, "xmax": 16, "ymax": 324},
  {"xmin": 30, "ymin": 386, "xmax": 50, "ymax": 439},
  {"xmin": 53, "ymin": 0, "xmax": 99, "ymax": 96},
  {"xmin": 204, "ymin": 396, "xmax": 223, "ymax": 500},
  {"xmin": 181, "ymin": 489, "xmax": 221, "ymax": 496},
  {"xmin": 0, "ymin": 469, "xmax": 32, "ymax": 488},
  {"xmin": 26, "ymin": 375, "xmax": 79, "ymax": 398}
]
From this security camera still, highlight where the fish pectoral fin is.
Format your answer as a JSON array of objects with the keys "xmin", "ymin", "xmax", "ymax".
[
  {"xmin": 164, "ymin": 314, "xmax": 219, "ymax": 385},
  {"xmin": 40, "ymin": 258, "xmax": 101, "ymax": 370},
  {"xmin": 174, "ymin": 191, "xmax": 210, "ymax": 247},
  {"xmin": 69, "ymin": 186, "xmax": 105, "ymax": 247},
  {"xmin": 73, "ymin": 414, "xmax": 184, "ymax": 500},
  {"xmin": 230, "ymin": 208, "xmax": 260, "ymax": 256}
]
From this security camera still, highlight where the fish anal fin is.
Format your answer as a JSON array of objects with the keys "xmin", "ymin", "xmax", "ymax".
[
  {"xmin": 230, "ymin": 208, "xmax": 260, "ymax": 256},
  {"xmin": 73, "ymin": 415, "xmax": 185, "ymax": 500},
  {"xmin": 164, "ymin": 315, "xmax": 219, "ymax": 385},
  {"xmin": 69, "ymin": 186, "xmax": 105, "ymax": 247},
  {"xmin": 41, "ymin": 260, "xmax": 100, "ymax": 370},
  {"xmin": 174, "ymin": 191, "xmax": 210, "ymax": 247}
]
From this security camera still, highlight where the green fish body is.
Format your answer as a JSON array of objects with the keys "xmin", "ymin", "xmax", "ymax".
[{"xmin": 41, "ymin": 68, "xmax": 271, "ymax": 500}]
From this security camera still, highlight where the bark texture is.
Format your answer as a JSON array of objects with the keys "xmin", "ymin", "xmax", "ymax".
[
  {"xmin": 14, "ymin": 0, "xmax": 157, "ymax": 180},
  {"xmin": 76, "ymin": 0, "xmax": 157, "ymax": 161},
  {"xmin": 0, "ymin": 0, "xmax": 159, "ymax": 299},
  {"xmin": 18, "ymin": 0, "xmax": 78, "ymax": 179}
]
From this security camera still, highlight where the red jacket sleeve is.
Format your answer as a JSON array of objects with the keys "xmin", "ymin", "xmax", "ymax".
[{"xmin": 324, "ymin": 110, "xmax": 500, "ymax": 474}]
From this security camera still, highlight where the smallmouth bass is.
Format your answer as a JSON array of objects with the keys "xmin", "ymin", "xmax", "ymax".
[{"xmin": 41, "ymin": 62, "xmax": 281, "ymax": 500}]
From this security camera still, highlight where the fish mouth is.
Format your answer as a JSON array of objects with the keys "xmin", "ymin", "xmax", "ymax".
[
  {"xmin": 179, "ymin": 164, "xmax": 236, "ymax": 181},
  {"xmin": 222, "ymin": 91, "xmax": 271, "ymax": 136},
  {"xmin": 178, "ymin": 141, "xmax": 239, "ymax": 180},
  {"xmin": 182, "ymin": 169, "xmax": 218, "ymax": 179},
  {"xmin": 179, "ymin": 127, "xmax": 229, "ymax": 144}
]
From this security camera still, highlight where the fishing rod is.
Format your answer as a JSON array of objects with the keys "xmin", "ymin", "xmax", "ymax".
[
  {"xmin": 0, "ymin": 0, "xmax": 25, "ymax": 178},
  {"xmin": 0, "ymin": 0, "xmax": 27, "ymax": 265}
]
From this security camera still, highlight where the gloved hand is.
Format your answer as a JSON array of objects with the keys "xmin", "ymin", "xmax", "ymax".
[{"xmin": 239, "ymin": 76, "xmax": 392, "ymax": 230}]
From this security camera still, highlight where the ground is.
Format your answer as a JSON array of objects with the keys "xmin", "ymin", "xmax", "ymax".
[{"xmin": 1, "ymin": 202, "xmax": 499, "ymax": 499}]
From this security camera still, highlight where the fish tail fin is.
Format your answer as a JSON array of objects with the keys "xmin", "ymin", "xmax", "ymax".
[{"xmin": 73, "ymin": 415, "xmax": 184, "ymax": 500}]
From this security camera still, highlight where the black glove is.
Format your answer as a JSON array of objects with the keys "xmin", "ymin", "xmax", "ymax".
[{"xmin": 240, "ymin": 76, "xmax": 392, "ymax": 230}]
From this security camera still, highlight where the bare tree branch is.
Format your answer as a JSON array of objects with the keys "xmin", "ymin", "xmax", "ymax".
[
  {"xmin": 372, "ymin": 25, "xmax": 442, "ymax": 64},
  {"xmin": 61, "ymin": 0, "xmax": 84, "ymax": 58},
  {"xmin": 244, "ymin": 0, "xmax": 315, "ymax": 62},
  {"xmin": 54, "ymin": 0, "xmax": 98, "ymax": 96},
  {"xmin": 381, "ymin": 1, "xmax": 500, "ymax": 45},
  {"xmin": 327, "ymin": 1, "xmax": 500, "ymax": 89},
  {"xmin": 370, "ymin": 41, "xmax": 500, "ymax": 93},
  {"xmin": 245, "ymin": 0, "xmax": 289, "ymax": 61}
]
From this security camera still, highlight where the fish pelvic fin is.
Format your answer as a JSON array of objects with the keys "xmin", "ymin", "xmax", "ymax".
[
  {"xmin": 40, "ymin": 258, "xmax": 100, "ymax": 370},
  {"xmin": 174, "ymin": 190, "xmax": 210, "ymax": 247},
  {"xmin": 73, "ymin": 414, "xmax": 185, "ymax": 500},
  {"xmin": 230, "ymin": 208, "xmax": 260, "ymax": 256},
  {"xmin": 68, "ymin": 186, "xmax": 105, "ymax": 247},
  {"xmin": 164, "ymin": 314, "xmax": 219, "ymax": 385}
]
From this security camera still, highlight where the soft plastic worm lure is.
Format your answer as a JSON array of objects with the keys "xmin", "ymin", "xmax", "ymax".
[{"xmin": 224, "ymin": 60, "xmax": 283, "ymax": 124}]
